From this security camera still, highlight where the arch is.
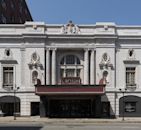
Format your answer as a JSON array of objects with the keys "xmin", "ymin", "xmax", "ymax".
[
  {"xmin": 0, "ymin": 96, "xmax": 20, "ymax": 116},
  {"xmin": 119, "ymin": 95, "xmax": 141, "ymax": 117},
  {"xmin": 119, "ymin": 95, "xmax": 140, "ymax": 101},
  {"xmin": 0, "ymin": 96, "xmax": 20, "ymax": 103},
  {"xmin": 32, "ymin": 70, "xmax": 38, "ymax": 84}
]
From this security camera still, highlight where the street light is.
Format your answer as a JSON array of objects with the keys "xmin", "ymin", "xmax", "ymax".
[
  {"xmin": 119, "ymin": 88, "xmax": 127, "ymax": 121},
  {"xmin": 11, "ymin": 86, "xmax": 19, "ymax": 120}
]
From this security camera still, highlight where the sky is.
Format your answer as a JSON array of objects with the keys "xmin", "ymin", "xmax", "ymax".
[{"xmin": 27, "ymin": 0, "xmax": 141, "ymax": 25}]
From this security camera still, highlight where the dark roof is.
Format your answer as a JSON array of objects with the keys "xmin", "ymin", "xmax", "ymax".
[{"xmin": 0, "ymin": 0, "xmax": 33, "ymax": 24}]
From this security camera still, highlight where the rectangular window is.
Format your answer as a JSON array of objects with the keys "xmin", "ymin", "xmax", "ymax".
[
  {"xmin": 125, "ymin": 102, "xmax": 136, "ymax": 113},
  {"xmin": 3, "ymin": 67, "xmax": 13, "ymax": 87},
  {"xmin": 126, "ymin": 67, "xmax": 135, "ymax": 86}
]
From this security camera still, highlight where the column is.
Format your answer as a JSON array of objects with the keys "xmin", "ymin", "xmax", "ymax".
[
  {"xmin": 52, "ymin": 48, "xmax": 57, "ymax": 85},
  {"xmin": 84, "ymin": 49, "xmax": 89, "ymax": 84},
  {"xmin": 90, "ymin": 49, "xmax": 95, "ymax": 84},
  {"xmin": 46, "ymin": 48, "xmax": 50, "ymax": 85}
]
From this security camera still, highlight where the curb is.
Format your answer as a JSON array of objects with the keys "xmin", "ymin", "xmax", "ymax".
[{"xmin": 1, "ymin": 117, "xmax": 141, "ymax": 124}]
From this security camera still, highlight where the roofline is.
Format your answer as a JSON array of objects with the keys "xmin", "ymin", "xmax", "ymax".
[{"xmin": 24, "ymin": 0, "xmax": 33, "ymax": 21}]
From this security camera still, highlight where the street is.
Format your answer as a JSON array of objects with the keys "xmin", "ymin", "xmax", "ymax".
[
  {"xmin": 0, "ymin": 123, "xmax": 141, "ymax": 130},
  {"xmin": 0, "ymin": 125, "xmax": 42, "ymax": 130}
]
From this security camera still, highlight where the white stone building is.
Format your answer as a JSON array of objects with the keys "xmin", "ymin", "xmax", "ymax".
[{"xmin": 0, "ymin": 21, "xmax": 141, "ymax": 118}]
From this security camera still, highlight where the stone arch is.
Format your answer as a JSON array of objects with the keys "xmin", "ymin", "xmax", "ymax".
[
  {"xmin": 119, "ymin": 95, "xmax": 141, "ymax": 117},
  {"xmin": 0, "ymin": 96, "xmax": 20, "ymax": 116},
  {"xmin": 0, "ymin": 95, "xmax": 20, "ymax": 103}
]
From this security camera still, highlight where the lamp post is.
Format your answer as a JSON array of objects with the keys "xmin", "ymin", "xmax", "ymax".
[
  {"xmin": 11, "ymin": 86, "xmax": 19, "ymax": 120},
  {"xmin": 119, "ymin": 88, "xmax": 127, "ymax": 121}
]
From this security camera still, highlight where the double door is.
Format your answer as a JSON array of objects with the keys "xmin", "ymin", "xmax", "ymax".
[{"xmin": 49, "ymin": 99, "xmax": 91, "ymax": 118}]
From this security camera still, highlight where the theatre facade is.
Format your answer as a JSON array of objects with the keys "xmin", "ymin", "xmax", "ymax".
[{"xmin": 0, "ymin": 21, "xmax": 141, "ymax": 118}]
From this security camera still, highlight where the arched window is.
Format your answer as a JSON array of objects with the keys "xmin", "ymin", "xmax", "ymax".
[
  {"xmin": 99, "ymin": 71, "xmax": 109, "ymax": 85},
  {"xmin": 32, "ymin": 71, "xmax": 38, "ymax": 85},
  {"xmin": 60, "ymin": 55, "xmax": 82, "ymax": 84}
]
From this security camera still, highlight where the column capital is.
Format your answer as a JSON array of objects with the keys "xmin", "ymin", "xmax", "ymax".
[
  {"xmin": 89, "ymin": 48, "xmax": 96, "ymax": 52},
  {"xmin": 45, "ymin": 47, "xmax": 51, "ymax": 51},
  {"xmin": 51, "ymin": 48, "xmax": 57, "ymax": 51},
  {"xmin": 84, "ymin": 48, "xmax": 90, "ymax": 51}
]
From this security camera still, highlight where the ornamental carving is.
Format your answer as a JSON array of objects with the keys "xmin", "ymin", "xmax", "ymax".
[
  {"xmin": 99, "ymin": 71, "xmax": 109, "ymax": 85},
  {"xmin": 4, "ymin": 48, "xmax": 13, "ymax": 59},
  {"xmin": 99, "ymin": 53, "xmax": 113, "ymax": 69},
  {"xmin": 127, "ymin": 49, "xmax": 135, "ymax": 60},
  {"xmin": 61, "ymin": 20, "xmax": 80, "ymax": 34},
  {"xmin": 28, "ymin": 52, "xmax": 43, "ymax": 69}
]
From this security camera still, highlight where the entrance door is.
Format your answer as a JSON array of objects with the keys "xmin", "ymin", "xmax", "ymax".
[
  {"xmin": 31, "ymin": 102, "xmax": 40, "ymax": 116},
  {"xmin": 101, "ymin": 102, "xmax": 110, "ymax": 118},
  {"xmin": 49, "ymin": 99, "xmax": 91, "ymax": 118}
]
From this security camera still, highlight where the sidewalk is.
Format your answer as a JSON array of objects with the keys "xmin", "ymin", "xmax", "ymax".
[{"xmin": 0, "ymin": 116, "xmax": 141, "ymax": 124}]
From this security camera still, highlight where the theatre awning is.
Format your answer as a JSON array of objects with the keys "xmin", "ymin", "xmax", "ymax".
[{"xmin": 35, "ymin": 85, "xmax": 105, "ymax": 95}]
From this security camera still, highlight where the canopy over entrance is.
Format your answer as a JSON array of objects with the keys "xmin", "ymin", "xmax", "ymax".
[{"xmin": 35, "ymin": 85, "xmax": 105, "ymax": 95}]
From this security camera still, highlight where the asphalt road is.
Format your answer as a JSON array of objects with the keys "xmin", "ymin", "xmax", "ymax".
[{"xmin": 0, "ymin": 123, "xmax": 141, "ymax": 130}]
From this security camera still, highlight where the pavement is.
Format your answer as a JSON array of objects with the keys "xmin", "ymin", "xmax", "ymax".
[{"xmin": 0, "ymin": 116, "xmax": 141, "ymax": 124}]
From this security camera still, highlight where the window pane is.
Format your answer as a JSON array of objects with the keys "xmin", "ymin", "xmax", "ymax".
[
  {"xmin": 60, "ymin": 69, "xmax": 64, "ymax": 78},
  {"xmin": 126, "ymin": 67, "xmax": 135, "ymax": 85},
  {"xmin": 60, "ymin": 57, "xmax": 65, "ymax": 65},
  {"xmin": 76, "ymin": 69, "xmax": 80, "ymax": 77},
  {"xmin": 76, "ymin": 57, "xmax": 80, "ymax": 64},
  {"xmin": 3, "ymin": 72, "xmax": 8, "ymax": 84},
  {"xmin": 66, "ymin": 55, "xmax": 75, "ymax": 64},
  {"xmin": 66, "ymin": 69, "xmax": 75, "ymax": 77},
  {"xmin": 3, "ymin": 67, "xmax": 13, "ymax": 86},
  {"xmin": 9, "ymin": 72, "xmax": 13, "ymax": 84}
]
